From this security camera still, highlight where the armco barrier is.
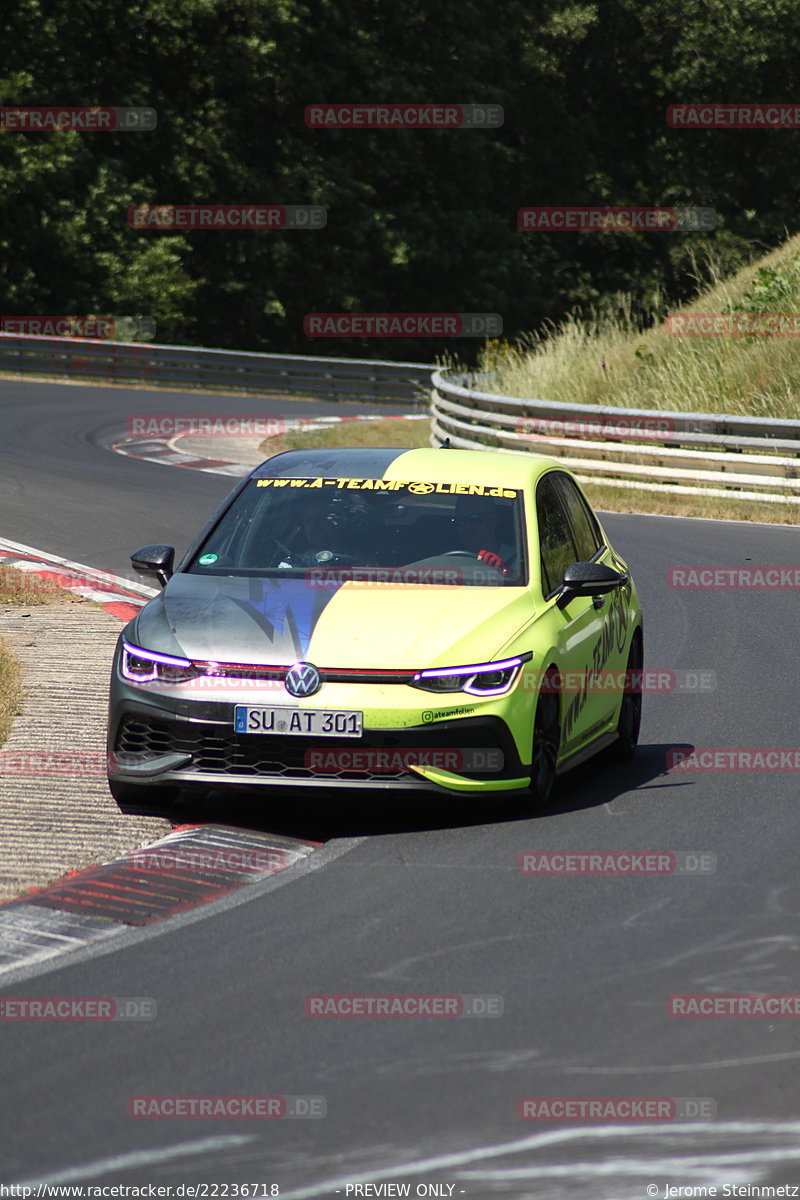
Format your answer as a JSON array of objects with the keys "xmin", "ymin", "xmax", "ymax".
[
  {"xmin": 430, "ymin": 370, "xmax": 800, "ymax": 504},
  {"xmin": 0, "ymin": 334, "xmax": 432, "ymax": 405},
  {"xmin": 6, "ymin": 334, "xmax": 797, "ymax": 501}
]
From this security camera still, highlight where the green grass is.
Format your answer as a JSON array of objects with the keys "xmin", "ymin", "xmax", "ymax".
[
  {"xmin": 256, "ymin": 413, "xmax": 800, "ymax": 524},
  {"xmin": 479, "ymin": 234, "xmax": 800, "ymax": 419},
  {"xmin": 0, "ymin": 638, "xmax": 22, "ymax": 749},
  {"xmin": 583, "ymin": 480, "xmax": 800, "ymax": 527},
  {"xmin": 0, "ymin": 565, "xmax": 82, "ymax": 750},
  {"xmin": 0, "ymin": 565, "xmax": 76, "ymax": 605},
  {"xmin": 258, "ymin": 415, "xmax": 430, "ymax": 456}
]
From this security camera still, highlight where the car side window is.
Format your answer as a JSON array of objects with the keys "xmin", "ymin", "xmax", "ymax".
[
  {"xmin": 536, "ymin": 474, "xmax": 580, "ymax": 597},
  {"xmin": 552, "ymin": 473, "xmax": 604, "ymax": 562}
]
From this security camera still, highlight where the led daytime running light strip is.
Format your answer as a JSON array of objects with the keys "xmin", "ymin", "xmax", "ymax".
[{"xmin": 413, "ymin": 653, "xmax": 531, "ymax": 681}]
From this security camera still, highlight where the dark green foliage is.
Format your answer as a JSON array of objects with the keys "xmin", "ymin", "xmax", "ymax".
[{"xmin": 1, "ymin": 0, "xmax": 797, "ymax": 362}]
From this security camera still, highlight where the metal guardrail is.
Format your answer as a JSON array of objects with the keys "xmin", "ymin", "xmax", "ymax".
[
  {"xmin": 0, "ymin": 334, "xmax": 433, "ymax": 405},
  {"xmin": 6, "ymin": 336, "xmax": 795, "ymax": 502},
  {"xmin": 431, "ymin": 370, "xmax": 800, "ymax": 504}
]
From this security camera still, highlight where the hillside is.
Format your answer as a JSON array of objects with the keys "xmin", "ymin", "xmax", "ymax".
[{"xmin": 481, "ymin": 235, "xmax": 800, "ymax": 419}]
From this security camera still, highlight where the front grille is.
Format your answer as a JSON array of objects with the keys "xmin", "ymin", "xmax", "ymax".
[
  {"xmin": 189, "ymin": 662, "xmax": 416, "ymax": 686},
  {"xmin": 115, "ymin": 713, "xmax": 510, "ymax": 782},
  {"xmin": 117, "ymin": 714, "xmax": 410, "ymax": 781}
]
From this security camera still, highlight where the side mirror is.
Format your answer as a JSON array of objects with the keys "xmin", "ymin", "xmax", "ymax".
[
  {"xmin": 556, "ymin": 561, "xmax": 628, "ymax": 610},
  {"xmin": 131, "ymin": 544, "xmax": 175, "ymax": 589}
]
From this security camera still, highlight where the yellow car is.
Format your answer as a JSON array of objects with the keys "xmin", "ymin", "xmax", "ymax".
[{"xmin": 108, "ymin": 446, "xmax": 643, "ymax": 807}]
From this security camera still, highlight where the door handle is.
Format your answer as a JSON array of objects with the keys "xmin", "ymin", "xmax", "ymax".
[{"xmin": 592, "ymin": 594, "xmax": 607, "ymax": 610}]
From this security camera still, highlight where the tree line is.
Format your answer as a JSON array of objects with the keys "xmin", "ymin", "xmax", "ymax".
[{"xmin": 2, "ymin": 0, "xmax": 798, "ymax": 362}]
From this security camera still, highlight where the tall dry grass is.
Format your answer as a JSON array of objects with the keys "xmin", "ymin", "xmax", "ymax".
[{"xmin": 480, "ymin": 236, "xmax": 800, "ymax": 418}]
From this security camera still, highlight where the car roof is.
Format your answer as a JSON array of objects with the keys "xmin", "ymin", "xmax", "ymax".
[{"xmin": 252, "ymin": 446, "xmax": 563, "ymax": 488}]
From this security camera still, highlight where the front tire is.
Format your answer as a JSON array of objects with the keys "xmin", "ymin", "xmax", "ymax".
[
  {"xmin": 611, "ymin": 633, "xmax": 643, "ymax": 761},
  {"xmin": 529, "ymin": 669, "xmax": 560, "ymax": 807}
]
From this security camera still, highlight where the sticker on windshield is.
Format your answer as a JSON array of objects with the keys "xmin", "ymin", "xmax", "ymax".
[
  {"xmin": 198, "ymin": 553, "xmax": 218, "ymax": 565},
  {"xmin": 255, "ymin": 478, "xmax": 519, "ymax": 497}
]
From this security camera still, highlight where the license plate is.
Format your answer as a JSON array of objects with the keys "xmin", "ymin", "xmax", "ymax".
[{"xmin": 234, "ymin": 706, "xmax": 363, "ymax": 738}]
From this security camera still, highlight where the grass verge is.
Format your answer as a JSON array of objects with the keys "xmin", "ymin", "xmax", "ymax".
[
  {"xmin": 258, "ymin": 415, "xmax": 430, "ymax": 456},
  {"xmin": 0, "ymin": 638, "xmax": 22, "ymax": 749},
  {"xmin": 479, "ymin": 233, "xmax": 800, "ymax": 420},
  {"xmin": 258, "ymin": 417, "xmax": 800, "ymax": 525},
  {"xmin": 0, "ymin": 564, "xmax": 92, "ymax": 750},
  {"xmin": 582, "ymin": 482, "xmax": 800, "ymax": 526},
  {"xmin": 0, "ymin": 565, "xmax": 81, "ymax": 605}
]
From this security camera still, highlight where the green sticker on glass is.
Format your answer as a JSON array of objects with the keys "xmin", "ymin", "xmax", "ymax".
[{"xmin": 198, "ymin": 553, "xmax": 218, "ymax": 565}]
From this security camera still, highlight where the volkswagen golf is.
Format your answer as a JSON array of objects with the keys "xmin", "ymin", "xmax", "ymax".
[{"xmin": 107, "ymin": 446, "xmax": 643, "ymax": 807}]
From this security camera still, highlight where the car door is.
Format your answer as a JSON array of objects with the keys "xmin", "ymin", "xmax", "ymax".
[
  {"xmin": 535, "ymin": 471, "xmax": 612, "ymax": 756},
  {"xmin": 549, "ymin": 472, "xmax": 626, "ymax": 734}
]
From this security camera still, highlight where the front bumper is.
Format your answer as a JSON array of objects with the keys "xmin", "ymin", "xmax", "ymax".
[{"xmin": 107, "ymin": 687, "xmax": 530, "ymax": 796}]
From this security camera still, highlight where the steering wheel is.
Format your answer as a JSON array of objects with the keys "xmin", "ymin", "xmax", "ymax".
[
  {"xmin": 318, "ymin": 551, "xmax": 357, "ymax": 565},
  {"xmin": 443, "ymin": 550, "xmax": 481, "ymax": 558}
]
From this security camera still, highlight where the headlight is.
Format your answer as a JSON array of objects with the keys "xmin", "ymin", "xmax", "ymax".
[
  {"xmin": 121, "ymin": 641, "xmax": 200, "ymax": 685},
  {"xmin": 410, "ymin": 653, "xmax": 531, "ymax": 697}
]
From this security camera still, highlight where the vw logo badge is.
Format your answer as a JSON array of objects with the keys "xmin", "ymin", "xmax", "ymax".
[{"xmin": 285, "ymin": 661, "xmax": 321, "ymax": 698}]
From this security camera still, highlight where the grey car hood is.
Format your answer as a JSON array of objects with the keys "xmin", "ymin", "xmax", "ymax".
[{"xmin": 132, "ymin": 572, "xmax": 533, "ymax": 669}]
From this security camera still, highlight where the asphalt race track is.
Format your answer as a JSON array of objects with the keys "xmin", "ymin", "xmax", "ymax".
[
  {"xmin": 3, "ymin": 378, "xmax": 800, "ymax": 1197},
  {"xmin": 0, "ymin": 377, "xmax": 407, "ymax": 577}
]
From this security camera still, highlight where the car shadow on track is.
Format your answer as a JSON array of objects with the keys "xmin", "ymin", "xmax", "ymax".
[
  {"xmin": 113, "ymin": 742, "xmax": 695, "ymax": 839},
  {"xmin": 544, "ymin": 741, "xmax": 696, "ymax": 817}
]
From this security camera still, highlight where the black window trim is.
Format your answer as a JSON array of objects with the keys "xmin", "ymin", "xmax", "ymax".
[
  {"xmin": 550, "ymin": 470, "xmax": 606, "ymax": 562},
  {"xmin": 536, "ymin": 470, "xmax": 607, "ymax": 600},
  {"xmin": 536, "ymin": 471, "xmax": 581, "ymax": 600}
]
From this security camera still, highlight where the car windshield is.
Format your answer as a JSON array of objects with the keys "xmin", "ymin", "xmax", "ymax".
[{"xmin": 187, "ymin": 477, "xmax": 528, "ymax": 586}]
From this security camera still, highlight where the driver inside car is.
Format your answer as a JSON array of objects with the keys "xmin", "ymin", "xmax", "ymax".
[
  {"xmin": 273, "ymin": 494, "xmax": 341, "ymax": 566},
  {"xmin": 453, "ymin": 496, "xmax": 516, "ymax": 572},
  {"xmin": 274, "ymin": 492, "xmax": 381, "ymax": 567}
]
